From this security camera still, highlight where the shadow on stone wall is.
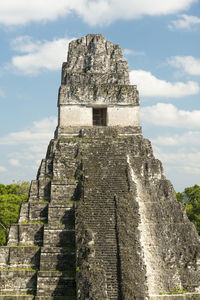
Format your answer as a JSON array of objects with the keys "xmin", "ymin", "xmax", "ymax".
[{"xmin": 52, "ymin": 208, "xmax": 76, "ymax": 298}]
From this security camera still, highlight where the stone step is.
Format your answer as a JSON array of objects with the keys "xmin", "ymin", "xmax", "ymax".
[
  {"xmin": 29, "ymin": 179, "xmax": 51, "ymax": 202},
  {"xmin": 48, "ymin": 205, "xmax": 75, "ymax": 227},
  {"xmin": 50, "ymin": 199, "xmax": 76, "ymax": 206},
  {"xmin": 149, "ymin": 294, "xmax": 200, "ymax": 299},
  {"xmin": 37, "ymin": 179, "xmax": 51, "ymax": 202},
  {"xmin": 50, "ymin": 180, "xmax": 77, "ymax": 203},
  {"xmin": 29, "ymin": 180, "xmax": 38, "ymax": 202},
  {"xmin": 0, "ymin": 246, "xmax": 40, "ymax": 270},
  {"xmin": 18, "ymin": 203, "xmax": 29, "ymax": 223},
  {"xmin": 52, "ymin": 157, "xmax": 77, "ymax": 179},
  {"xmin": 35, "ymin": 297, "xmax": 76, "ymax": 300},
  {"xmin": 40, "ymin": 247, "xmax": 75, "ymax": 272},
  {"xmin": 0, "ymin": 297, "xmax": 35, "ymax": 300},
  {"xmin": 36, "ymin": 271, "xmax": 76, "ymax": 296},
  {"xmin": 19, "ymin": 203, "xmax": 48, "ymax": 223},
  {"xmin": 43, "ymin": 226, "xmax": 75, "ymax": 247},
  {"xmin": 49, "ymin": 202, "xmax": 74, "ymax": 208},
  {"xmin": 0, "ymin": 270, "xmax": 37, "ymax": 295},
  {"xmin": 7, "ymin": 224, "xmax": 44, "ymax": 246},
  {"xmin": 37, "ymin": 159, "xmax": 50, "ymax": 179}
]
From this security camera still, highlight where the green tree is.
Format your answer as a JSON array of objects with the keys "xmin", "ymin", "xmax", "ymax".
[
  {"xmin": 176, "ymin": 184, "xmax": 200, "ymax": 235},
  {"xmin": 184, "ymin": 185, "xmax": 200, "ymax": 235},
  {"xmin": 16, "ymin": 181, "xmax": 30, "ymax": 196},
  {"xmin": 176, "ymin": 192, "xmax": 184, "ymax": 203},
  {"xmin": 0, "ymin": 227, "xmax": 6, "ymax": 246},
  {"xmin": 0, "ymin": 182, "xmax": 30, "ymax": 246}
]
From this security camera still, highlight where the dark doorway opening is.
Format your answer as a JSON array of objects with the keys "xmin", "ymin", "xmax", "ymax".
[{"xmin": 93, "ymin": 108, "xmax": 107, "ymax": 126}]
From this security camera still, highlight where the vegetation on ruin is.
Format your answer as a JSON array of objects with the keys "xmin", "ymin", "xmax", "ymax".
[
  {"xmin": 159, "ymin": 288, "xmax": 186, "ymax": 295},
  {"xmin": 0, "ymin": 182, "xmax": 30, "ymax": 246},
  {"xmin": 176, "ymin": 184, "xmax": 200, "ymax": 235}
]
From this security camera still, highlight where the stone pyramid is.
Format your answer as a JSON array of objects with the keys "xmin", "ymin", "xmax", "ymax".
[{"xmin": 1, "ymin": 34, "xmax": 200, "ymax": 300}]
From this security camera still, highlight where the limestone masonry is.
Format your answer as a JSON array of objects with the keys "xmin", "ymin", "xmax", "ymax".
[
  {"xmin": 1, "ymin": 34, "xmax": 200, "ymax": 300},
  {"xmin": 58, "ymin": 34, "xmax": 139, "ymax": 129}
]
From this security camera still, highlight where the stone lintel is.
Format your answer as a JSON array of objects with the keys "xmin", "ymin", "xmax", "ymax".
[{"xmin": 58, "ymin": 84, "xmax": 139, "ymax": 106}]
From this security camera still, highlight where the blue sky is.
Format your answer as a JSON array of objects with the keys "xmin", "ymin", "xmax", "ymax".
[{"xmin": 0, "ymin": 0, "xmax": 200, "ymax": 191}]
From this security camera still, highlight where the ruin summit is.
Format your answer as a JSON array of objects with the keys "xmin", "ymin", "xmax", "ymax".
[{"xmin": 1, "ymin": 34, "xmax": 200, "ymax": 300}]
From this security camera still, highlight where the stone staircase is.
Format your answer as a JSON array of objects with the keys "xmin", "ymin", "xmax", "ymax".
[
  {"xmin": 0, "ymin": 139, "xmax": 78, "ymax": 300},
  {"xmin": 1, "ymin": 128, "xmax": 200, "ymax": 299}
]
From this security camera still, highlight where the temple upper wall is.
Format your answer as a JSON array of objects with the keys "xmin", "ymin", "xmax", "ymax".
[{"xmin": 57, "ymin": 34, "xmax": 140, "ymax": 129}]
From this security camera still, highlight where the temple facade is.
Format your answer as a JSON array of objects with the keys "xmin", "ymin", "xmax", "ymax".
[
  {"xmin": 0, "ymin": 34, "xmax": 200, "ymax": 300},
  {"xmin": 57, "ymin": 34, "xmax": 140, "ymax": 133}
]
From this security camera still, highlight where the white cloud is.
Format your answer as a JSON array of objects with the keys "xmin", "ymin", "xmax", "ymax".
[
  {"xmin": 141, "ymin": 103, "xmax": 200, "ymax": 129},
  {"xmin": 169, "ymin": 14, "xmax": 200, "ymax": 30},
  {"xmin": 168, "ymin": 56, "xmax": 200, "ymax": 76},
  {"xmin": 8, "ymin": 36, "xmax": 72, "ymax": 75},
  {"xmin": 8, "ymin": 159, "xmax": 21, "ymax": 167},
  {"xmin": 0, "ymin": 0, "xmax": 72, "ymax": 26},
  {"xmin": 130, "ymin": 70, "xmax": 199, "ymax": 97},
  {"xmin": 0, "ymin": 116, "xmax": 57, "ymax": 145},
  {"xmin": 123, "ymin": 49, "xmax": 145, "ymax": 56},
  {"xmin": 0, "ymin": 166, "xmax": 7, "ymax": 172},
  {"xmin": 155, "ymin": 148, "xmax": 200, "ymax": 175},
  {"xmin": 152, "ymin": 131, "xmax": 200, "ymax": 146},
  {"xmin": 8, "ymin": 151, "xmax": 36, "ymax": 161},
  {"xmin": 77, "ymin": 0, "xmax": 198, "ymax": 26},
  {"xmin": 11, "ymin": 36, "xmax": 41, "ymax": 53},
  {"xmin": 150, "ymin": 130, "xmax": 200, "ymax": 176},
  {"xmin": 157, "ymin": 150, "xmax": 200, "ymax": 165},
  {"xmin": 0, "ymin": 0, "xmax": 197, "ymax": 26},
  {"xmin": 0, "ymin": 116, "xmax": 57, "ymax": 175}
]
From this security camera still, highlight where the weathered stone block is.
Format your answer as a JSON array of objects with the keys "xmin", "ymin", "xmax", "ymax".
[
  {"xmin": 8, "ymin": 246, "xmax": 40, "ymax": 269},
  {"xmin": 29, "ymin": 203, "xmax": 48, "ymax": 223},
  {"xmin": 29, "ymin": 180, "xmax": 38, "ymax": 202},
  {"xmin": 43, "ymin": 226, "xmax": 75, "ymax": 247},
  {"xmin": 0, "ymin": 270, "xmax": 37, "ymax": 295},
  {"xmin": 0, "ymin": 247, "xmax": 9, "ymax": 269},
  {"xmin": 48, "ymin": 205, "xmax": 75, "ymax": 227},
  {"xmin": 50, "ymin": 180, "xmax": 77, "ymax": 204},
  {"xmin": 38, "ymin": 179, "xmax": 51, "ymax": 201},
  {"xmin": 0, "ymin": 297, "xmax": 35, "ymax": 300},
  {"xmin": 7, "ymin": 224, "xmax": 44, "ymax": 246},
  {"xmin": 40, "ymin": 247, "xmax": 75, "ymax": 273},
  {"xmin": 35, "ymin": 297, "xmax": 76, "ymax": 300},
  {"xmin": 18, "ymin": 203, "xmax": 29, "ymax": 223},
  {"xmin": 36, "ymin": 271, "xmax": 75, "ymax": 296},
  {"xmin": 58, "ymin": 84, "xmax": 139, "ymax": 105},
  {"xmin": 149, "ymin": 295, "xmax": 200, "ymax": 300}
]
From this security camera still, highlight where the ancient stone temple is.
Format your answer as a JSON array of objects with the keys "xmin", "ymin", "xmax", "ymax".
[{"xmin": 1, "ymin": 34, "xmax": 200, "ymax": 300}]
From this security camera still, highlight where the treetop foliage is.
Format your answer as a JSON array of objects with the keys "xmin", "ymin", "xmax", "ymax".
[
  {"xmin": 0, "ymin": 181, "xmax": 30, "ymax": 246},
  {"xmin": 176, "ymin": 184, "xmax": 200, "ymax": 235},
  {"xmin": 0, "ymin": 181, "xmax": 30, "ymax": 196}
]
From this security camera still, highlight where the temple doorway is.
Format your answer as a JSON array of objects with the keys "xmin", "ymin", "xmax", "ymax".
[{"xmin": 93, "ymin": 108, "xmax": 107, "ymax": 126}]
